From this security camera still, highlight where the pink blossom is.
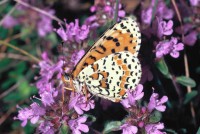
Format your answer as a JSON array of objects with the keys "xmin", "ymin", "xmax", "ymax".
[
  {"xmin": 190, "ymin": 0, "xmax": 200, "ymax": 6},
  {"xmin": 55, "ymin": 19, "xmax": 89, "ymax": 43},
  {"xmin": 68, "ymin": 116, "xmax": 89, "ymax": 134},
  {"xmin": 14, "ymin": 107, "xmax": 33, "ymax": 127},
  {"xmin": 69, "ymin": 93, "xmax": 95, "ymax": 115},
  {"xmin": 30, "ymin": 103, "xmax": 46, "ymax": 124},
  {"xmin": 14, "ymin": 103, "xmax": 45, "ymax": 126},
  {"xmin": 38, "ymin": 121, "xmax": 55, "ymax": 134},
  {"xmin": 2, "ymin": 15, "xmax": 19, "ymax": 28},
  {"xmin": 183, "ymin": 31, "xmax": 198, "ymax": 46},
  {"xmin": 157, "ymin": 19, "xmax": 173, "ymax": 38},
  {"xmin": 169, "ymin": 37, "xmax": 184, "ymax": 58},
  {"xmin": 120, "ymin": 123, "xmax": 138, "ymax": 134},
  {"xmin": 121, "ymin": 84, "xmax": 144, "ymax": 108},
  {"xmin": 145, "ymin": 123, "xmax": 165, "ymax": 134},
  {"xmin": 141, "ymin": 7, "xmax": 153, "ymax": 25},
  {"xmin": 147, "ymin": 93, "xmax": 168, "ymax": 112},
  {"xmin": 156, "ymin": 1, "xmax": 174, "ymax": 20},
  {"xmin": 37, "ymin": 10, "xmax": 54, "ymax": 37},
  {"xmin": 156, "ymin": 37, "xmax": 184, "ymax": 58}
]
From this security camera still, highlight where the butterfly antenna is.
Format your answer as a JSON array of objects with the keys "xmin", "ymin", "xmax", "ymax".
[
  {"xmin": 60, "ymin": 41, "xmax": 65, "ymax": 103},
  {"xmin": 61, "ymin": 41, "xmax": 64, "ymax": 70}
]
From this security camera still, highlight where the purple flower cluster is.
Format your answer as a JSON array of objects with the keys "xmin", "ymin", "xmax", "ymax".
[
  {"xmin": 15, "ymin": 52, "xmax": 95, "ymax": 133},
  {"xmin": 37, "ymin": 10, "xmax": 55, "ymax": 37},
  {"xmin": 85, "ymin": 0, "xmax": 125, "ymax": 29},
  {"xmin": 156, "ymin": 37, "xmax": 184, "ymax": 58},
  {"xmin": 55, "ymin": 19, "xmax": 90, "ymax": 44},
  {"xmin": 140, "ymin": 0, "xmax": 193, "ymax": 59},
  {"xmin": 120, "ymin": 84, "xmax": 168, "ymax": 134},
  {"xmin": 141, "ymin": 0, "xmax": 173, "ymax": 25}
]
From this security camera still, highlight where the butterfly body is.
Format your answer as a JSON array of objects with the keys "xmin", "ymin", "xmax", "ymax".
[{"xmin": 69, "ymin": 17, "xmax": 142, "ymax": 102}]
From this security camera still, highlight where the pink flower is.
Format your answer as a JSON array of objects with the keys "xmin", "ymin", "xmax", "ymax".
[
  {"xmin": 55, "ymin": 19, "xmax": 89, "ymax": 43},
  {"xmin": 169, "ymin": 37, "xmax": 184, "ymax": 58},
  {"xmin": 14, "ymin": 107, "xmax": 33, "ymax": 127},
  {"xmin": 30, "ymin": 103, "xmax": 46, "ymax": 124},
  {"xmin": 145, "ymin": 123, "xmax": 165, "ymax": 134},
  {"xmin": 38, "ymin": 121, "xmax": 55, "ymax": 134},
  {"xmin": 155, "ymin": 37, "xmax": 184, "ymax": 58},
  {"xmin": 120, "ymin": 123, "xmax": 138, "ymax": 134},
  {"xmin": 14, "ymin": 103, "xmax": 45, "ymax": 126},
  {"xmin": 69, "ymin": 93, "xmax": 95, "ymax": 115},
  {"xmin": 157, "ymin": 19, "xmax": 173, "ymax": 38},
  {"xmin": 190, "ymin": 0, "xmax": 200, "ymax": 6},
  {"xmin": 39, "ymin": 83, "xmax": 58, "ymax": 106},
  {"xmin": 121, "ymin": 84, "xmax": 144, "ymax": 108},
  {"xmin": 156, "ymin": 1, "xmax": 174, "ymax": 20},
  {"xmin": 2, "ymin": 15, "xmax": 19, "ymax": 28},
  {"xmin": 141, "ymin": 7, "xmax": 153, "ymax": 25},
  {"xmin": 183, "ymin": 31, "xmax": 198, "ymax": 46},
  {"xmin": 37, "ymin": 10, "xmax": 54, "ymax": 37},
  {"xmin": 68, "ymin": 116, "xmax": 89, "ymax": 134},
  {"xmin": 147, "ymin": 93, "xmax": 168, "ymax": 112}
]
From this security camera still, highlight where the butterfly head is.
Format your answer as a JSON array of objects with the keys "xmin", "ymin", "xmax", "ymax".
[{"xmin": 61, "ymin": 72, "xmax": 83, "ymax": 93}]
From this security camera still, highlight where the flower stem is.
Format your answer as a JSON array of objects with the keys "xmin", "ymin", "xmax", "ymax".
[
  {"xmin": 0, "ymin": 40, "xmax": 40, "ymax": 63},
  {"xmin": 184, "ymin": 53, "xmax": 196, "ymax": 126},
  {"xmin": 114, "ymin": 0, "xmax": 119, "ymax": 23},
  {"xmin": 172, "ymin": 0, "xmax": 196, "ymax": 127},
  {"xmin": 0, "ymin": 0, "xmax": 9, "ymax": 5}
]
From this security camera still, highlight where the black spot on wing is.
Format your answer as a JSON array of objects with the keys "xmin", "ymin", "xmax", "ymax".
[
  {"xmin": 99, "ymin": 45, "xmax": 106, "ymax": 51},
  {"xmin": 111, "ymin": 49, "xmax": 115, "ymax": 53}
]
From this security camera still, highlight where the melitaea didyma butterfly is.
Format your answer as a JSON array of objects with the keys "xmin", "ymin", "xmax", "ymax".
[{"xmin": 64, "ymin": 17, "xmax": 142, "ymax": 102}]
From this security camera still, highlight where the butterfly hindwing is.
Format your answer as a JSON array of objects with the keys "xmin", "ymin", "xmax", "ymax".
[{"xmin": 77, "ymin": 51, "xmax": 141, "ymax": 102}]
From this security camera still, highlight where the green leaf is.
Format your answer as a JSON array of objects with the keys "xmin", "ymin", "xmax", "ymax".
[
  {"xmin": 155, "ymin": 58, "xmax": 170, "ymax": 77},
  {"xmin": 60, "ymin": 123, "xmax": 70, "ymax": 134},
  {"xmin": 20, "ymin": 27, "xmax": 34, "ymax": 39},
  {"xmin": 197, "ymin": 127, "xmax": 200, "ymax": 134},
  {"xmin": 88, "ymin": 39, "xmax": 95, "ymax": 46},
  {"xmin": 165, "ymin": 129, "xmax": 178, "ymax": 134},
  {"xmin": 84, "ymin": 114, "xmax": 96, "ymax": 123},
  {"xmin": 1, "ymin": 79, "xmax": 15, "ymax": 89},
  {"xmin": 103, "ymin": 121, "xmax": 122, "ymax": 134},
  {"xmin": 46, "ymin": 33, "xmax": 58, "ymax": 45},
  {"xmin": 24, "ymin": 122, "xmax": 36, "ymax": 134},
  {"xmin": 149, "ymin": 111, "xmax": 162, "ymax": 123},
  {"xmin": 176, "ymin": 76, "xmax": 196, "ymax": 88},
  {"xmin": 0, "ymin": 27, "xmax": 8, "ymax": 39},
  {"xmin": 183, "ymin": 91, "xmax": 198, "ymax": 104},
  {"xmin": 3, "ymin": 78, "xmax": 37, "ymax": 102}
]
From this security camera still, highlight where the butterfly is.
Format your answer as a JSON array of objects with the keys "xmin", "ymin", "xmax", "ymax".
[{"xmin": 64, "ymin": 17, "xmax": 142, "ymax": 102}]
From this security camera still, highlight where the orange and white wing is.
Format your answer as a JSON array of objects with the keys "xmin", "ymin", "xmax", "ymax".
[
  {"xmin": 71, "ymin": 17, "xmax": 141, "ymax": 79},
  {"xmin": 72, "ymin": 17, "xmax": 142, "ymax": 102},
  {"xmin": 80, "ymin": 51, "xmax": 142, "ymax": 102}
]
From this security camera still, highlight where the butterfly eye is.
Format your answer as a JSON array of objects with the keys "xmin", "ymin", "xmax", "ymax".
[{"xmin": 62, "ymin": 73, "xmax": 71, "ymax": 83}]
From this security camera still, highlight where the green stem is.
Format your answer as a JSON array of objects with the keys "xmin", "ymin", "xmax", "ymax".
[
  {"xmin": 114, "ymin": 0, "xmax": 119, "ymax": 23},
  {"xmin": 0, "ymin": 40, "xmax": 40, "ymax": 63}
]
